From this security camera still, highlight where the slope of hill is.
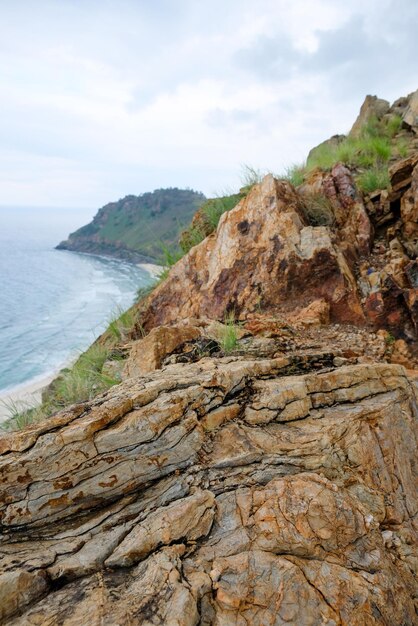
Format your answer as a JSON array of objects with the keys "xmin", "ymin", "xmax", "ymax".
[
  {"xmin": 2, "ymin": 89, "xmax": 418, "ymax": 625},
  {"xmin": 56, "ymin": 187, "xmax": 206, "ymax": 263}
]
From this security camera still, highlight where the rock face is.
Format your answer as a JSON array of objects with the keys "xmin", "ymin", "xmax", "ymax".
[
  {"xmin": 349, "ymin": 95, "xmax": 390, "ymax": 137},
  {"xmin": 140, "ymin": 162, "xmax": 418, "ymax": 354},
  {"xmin": 0, "ymin": 356, "xmax": 417, "ymax": 624},
  {"xmin": 142, "ymin": 175, "xmax": 365, "ymax": 330}
]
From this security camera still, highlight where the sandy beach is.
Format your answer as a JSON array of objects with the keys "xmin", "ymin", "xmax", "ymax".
[
  {"xmin": 138, "ymin": 262, "xmax": 163, "ymax": 279},
  {"xmin": 0, "ymin": 374, "xmax": 56, "ymax": 423}
]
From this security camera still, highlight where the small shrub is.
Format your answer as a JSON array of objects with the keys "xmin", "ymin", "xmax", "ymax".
[
  {"xmin": 179, "ymin": 224, "xmax": 206, "ymax": 255},
  {"xmin": 335, "ymin": 139, "xmax": 358, "ymax": 167},
  {"xmin": 160, "ymin": 242, "xmax": 183, "ymax": 267},
  {"xmin": 356, "ymin": 167, "xmax": 390, "ymax": 194},
  {"xmin": 202, "ymin": 194, "xmax": 243, "ymax": 230}
]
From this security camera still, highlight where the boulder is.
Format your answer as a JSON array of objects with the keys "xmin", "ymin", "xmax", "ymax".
[
  {"xmin": 123, "ymin": 324, "xmax": 201, "ymax": 378},
  {"xmin": 142, "ymin": 175, "xmax": 364, "ymax": 330}
]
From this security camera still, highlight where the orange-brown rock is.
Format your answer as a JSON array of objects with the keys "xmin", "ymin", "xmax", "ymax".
[
  {"xmin": 0, "ymin": 356, "xmax": 417, "ymax": 624},
  {"xmin": 292, "ymin": 298, "xmax": 330, "ymax": 326},
  {"xmin": 349, "ymin": 94, "xmax": 390, "ymax": 137},
  {"xmin": 300, "ymin": 162, "xmax": 372, "ymax": 261},
  {"xmin": 142, "ymin": 175, "xmax": 364, "ymax": 330},
  {"xmin": 123, "ymin": 324, "xmax": 201, "ymax": 378}
]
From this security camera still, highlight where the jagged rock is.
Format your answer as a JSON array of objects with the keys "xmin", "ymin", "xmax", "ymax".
[
  {"xmin": 349, "ymin": 95, "xmax": 390, "ymax": 137},
  {"xmin": 0, "ymin": 356, "xmax": 417, "ymax": 624},
  {"xmin": 142, "ymin": 175, "xmax": 364, "ymax": 330},
  {"xmin": 400, "ymin": 162, "xmax": 418, "ymax": 257},
  {"xmin": 299, "ymin": 163, "xmax": 372, "ymax": 260},
  {"xmin": 123, "ymin": 324, "xmax": 201, "ymax": 378},
  {"xmin": 403, "ymin": 88, "xmax": 418, "ymax": 131}
]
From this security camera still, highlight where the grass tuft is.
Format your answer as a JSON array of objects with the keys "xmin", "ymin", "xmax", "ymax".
[
  {"xmin": 282, "ymin": 163, "xmax": 306, "ymax": 187},
  {"xmin": 217, "ymin": 312, "xmax": 240, "ymax": 353},
  {"xmin": 300, "ymin": 193, "xmax": 335, "ymax": 226},
  {"xmin": 356, "ymin": 167, "xmax": 390, "ymax": 194}
]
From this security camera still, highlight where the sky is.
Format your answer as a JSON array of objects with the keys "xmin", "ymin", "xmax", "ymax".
[{"xmin": 1, "ymin": 0, "xmax": 417, "ymax": 210}]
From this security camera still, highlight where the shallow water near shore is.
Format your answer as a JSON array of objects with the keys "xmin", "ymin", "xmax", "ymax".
[{"xmin": 0, "ymin": 206, "xmax": 153, "ymax": 396}]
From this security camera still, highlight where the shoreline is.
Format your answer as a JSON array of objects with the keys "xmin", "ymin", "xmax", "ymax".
[
  {"xmin": 0, "ymin": 259, "xmax": 160, "ymax": 425},
  {"xmin": 0, "ymin": 373, "xmax": 56, "ymax": 423},
  {"xmin": 137, "ymin": 262, "xmax": 163, "ymax": 279}
]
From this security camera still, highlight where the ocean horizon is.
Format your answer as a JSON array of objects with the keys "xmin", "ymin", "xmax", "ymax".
[{"xmin": 0, "ymin": 205, "xmax": 154, "ymax": 396}]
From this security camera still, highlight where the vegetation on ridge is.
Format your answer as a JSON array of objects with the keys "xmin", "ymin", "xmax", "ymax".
[
  {"xmin": 284, "ymin": 113, "xmax": 406, "ymax": 194},
  {"xmin": 57, "ymin": 187, "xmax": 206, "ymax": 262}
]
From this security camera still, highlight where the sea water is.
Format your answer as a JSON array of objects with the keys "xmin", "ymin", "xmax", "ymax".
[{"xmin": 0, "ymin": 206, "xmax": 154, "ymax": 393}]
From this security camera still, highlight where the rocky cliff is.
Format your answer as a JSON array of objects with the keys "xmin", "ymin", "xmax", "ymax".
[
  {"xmin": 1, "ymin": 91, "xmax": 418, "ymax": 625},
  {"xmin": 56, "ymin": 188, "xmax": 206, "ymax": 263}
]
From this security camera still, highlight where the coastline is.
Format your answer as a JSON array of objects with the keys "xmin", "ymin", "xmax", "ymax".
[
  {"xmin": 137, "ymin": 262, "xmax": 163, "ymax": 279},
  {"xmin": 0, "ymin": 373, "xmax": 56, "ymax": 423},
  {"xmin": 0, "ymin": 259, "xmax": 161, "ymax": 426}
]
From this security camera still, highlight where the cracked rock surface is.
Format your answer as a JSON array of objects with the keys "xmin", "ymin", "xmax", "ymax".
[{"xmin": 1, "ymin": 355, "xmax": 417, "ymax": 624}]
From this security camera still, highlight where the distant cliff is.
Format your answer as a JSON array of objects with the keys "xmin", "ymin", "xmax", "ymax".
[{"xmin": 56, "ymin": 187, "xmax": 206, "ymax": 263}]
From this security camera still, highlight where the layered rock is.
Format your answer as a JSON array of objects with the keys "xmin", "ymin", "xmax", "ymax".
[{"xmin": 0, "ymin": 357, "xmax": 417, "ymax": 624}]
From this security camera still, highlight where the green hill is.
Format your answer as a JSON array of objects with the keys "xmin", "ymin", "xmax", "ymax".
[{"xmin": 56, "ymin": 187, "xmax": 206, "ymax": 263}]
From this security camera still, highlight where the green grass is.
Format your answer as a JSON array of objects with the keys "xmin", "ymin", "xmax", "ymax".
[
  {"xmin": 217, "ymin": 312, "xmax": 240, "ymax": 353},
  {"xmin": 396, "ymin": 138, "xmax": 409, "ymax": 158},
  {"xmin": 385, "ymin": 114, "xmax": 403, "ymax": 137},
  {"xmin": 240, "ymin": 164, "xmax": 263, "ymax": 193},
  {"xmin": 0, "ymin": 398, "xmax": 52, "ymax": 431},
  {"xmin": 107, "ymin": 306, "xmax": 137, "ymax": 342},
  {"xmin": 356, "ymin": 167, "xmax": 391, "ymax": 194},
  {"xmin": 2, "ymin": 341, "xmax": 122, "ymax": 431},
  {"xmin": 282, "ymin": 163, "xmax": 306, "ymax": 187}
]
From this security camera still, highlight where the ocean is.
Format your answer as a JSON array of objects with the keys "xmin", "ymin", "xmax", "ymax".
[{"xmin": 0, "ymin": 206, "xmax": 154, "ymax": 395}]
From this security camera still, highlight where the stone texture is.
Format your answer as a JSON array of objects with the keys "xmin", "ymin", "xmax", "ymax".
[
  {"xmin": 123, "ymin": 324, "xmax": 201, "ymax": 378},
  {"xmin": 349, "ymin": 95, "xmax": 390, "ymax": 137},
  {"xmin": 0, "ymin": 357, "xmax": 417, "ymax": 624},
  {"xmin": 403, "ymin": 88, "xmax": 418, "ymax": 131},
  {"xmin": 141, "ymin": 175, "xmax": 364, "ymax": 330}
]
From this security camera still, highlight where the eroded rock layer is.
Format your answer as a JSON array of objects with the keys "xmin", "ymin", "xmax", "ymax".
[{"xmin": 1, "ymin": 356, "xmax": 417, "ymax": 624}]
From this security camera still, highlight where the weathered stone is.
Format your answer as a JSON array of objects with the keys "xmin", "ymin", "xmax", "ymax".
[
  {"xmin": 142, "ymin": 175, "xmax": 364, "ymax": 329},
  {"xmin": 123, "ymin": 324, "xmax": 201, "ymax": 378},
  {"xmin": 292, "ymin": 298, "xmax": 330, "ymax": 326},
  {"xmin": 403, "ymin": 88, "xmax": 418, "ymax": 130},
  {"xmin": 349, "ymin": 94, "xmax": 390, "ymax": 137},
  {"xmin": 0, "ymin": 358, "xmax": 416, "ymax": 624}
]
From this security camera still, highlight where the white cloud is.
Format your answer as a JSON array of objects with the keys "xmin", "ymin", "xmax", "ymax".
[{"xmin": 0, "ymin": 0, "xmax": 417, "ymax": 207}]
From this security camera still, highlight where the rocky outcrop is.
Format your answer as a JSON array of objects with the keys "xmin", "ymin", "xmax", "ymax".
[
  {"xmin": 3, "ymin": 90, "xmax": 418, "ymax": 625},
  {"xmin": 0, "ymin": 356, "xmax": 417, "ymax": 624},
  {"xmin": 349, "ymin": 95, "xmax": 390, "ymax": 137},
  {"xmin": 139, "ymin": 161, "xmax": 418, "ymax": 355},
  {"xmin": 141, "ymin": 175, "xmax": 365, "ymax": 330}
]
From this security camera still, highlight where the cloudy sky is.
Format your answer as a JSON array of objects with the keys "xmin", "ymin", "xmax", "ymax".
[{"xmin": 1, "ymin": 0, "xmax": 417, "ymax": 209}]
